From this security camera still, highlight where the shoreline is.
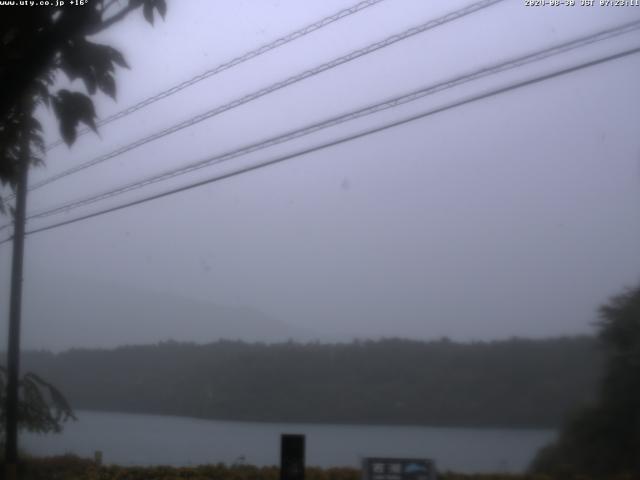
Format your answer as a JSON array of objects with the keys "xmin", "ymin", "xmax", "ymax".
[{"xmin": 69, "ymin": 408, "xmax": 561, "ymax": 432}]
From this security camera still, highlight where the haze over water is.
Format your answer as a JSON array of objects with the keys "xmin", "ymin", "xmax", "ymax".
[{"xmin": 23, "ymin": 411, "xmax": 556, "ymax": 474}]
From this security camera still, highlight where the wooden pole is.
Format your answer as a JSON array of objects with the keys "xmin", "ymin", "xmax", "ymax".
[{"xmin": 4, "ymin": 107, "xmax": 30, "ymax": 479}]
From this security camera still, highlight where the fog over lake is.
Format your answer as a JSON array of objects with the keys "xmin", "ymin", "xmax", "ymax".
[{"xmin": 23, "ymin": 411, "xmax": 555, "ymax": 474}]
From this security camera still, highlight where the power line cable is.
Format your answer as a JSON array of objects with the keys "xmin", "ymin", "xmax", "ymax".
[
  {"xmin": 44, "ymin": 0, "xmax": 389, "ymax": 151},
  {"xmin": 1, "ymin": 44, "xmax": 637, "ymax": 246},
  {"xmin": 27, "ymin": 0, "xmax": 505, "ymax": 193},
  {"xmin": 20, "ymin": 18, "xmax": 640, "ymax": 223},
  {"xmin": 1, "ymin": 17, "xmax": 636, "ymax": 232}
]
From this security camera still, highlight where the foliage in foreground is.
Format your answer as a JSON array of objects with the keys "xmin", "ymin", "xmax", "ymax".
[
  {"xmin": 0, "ymin": 0, "xmax": 166, "ymax": 213},
  {"xmin": 3, "ymin": 455, "xmax": 638, "ymax": 480},
  {"xmin": 530, "ymin": 283, "xmax": 640, "ymax": 477},
  {"xmin": 0, "ymin": 366, "xmax": 75, "ymax": 439}
]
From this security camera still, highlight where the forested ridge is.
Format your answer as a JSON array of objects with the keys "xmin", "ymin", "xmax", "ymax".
[{"xmin": 20, "ymin": 337, "xmax": 601, "ymax": 428}]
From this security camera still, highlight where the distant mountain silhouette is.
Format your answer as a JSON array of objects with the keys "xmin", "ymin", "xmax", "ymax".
[{"xmin": 6, "ymin": 272, "xmax": 315, "ymax": 351}]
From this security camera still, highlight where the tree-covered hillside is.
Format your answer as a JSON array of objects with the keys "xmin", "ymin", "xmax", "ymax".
[
  {"xmin": 531, "ymin": 284, "xmax": 640, "ymax": 476},
  {"xmin": 21, "ymin": 337, "xmax": 601, "ymax": 428}
]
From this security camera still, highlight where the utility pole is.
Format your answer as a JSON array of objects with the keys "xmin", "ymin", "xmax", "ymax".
[{"xmin": 4, "ymin": 102, "xmax": 31, "ymax": 480}]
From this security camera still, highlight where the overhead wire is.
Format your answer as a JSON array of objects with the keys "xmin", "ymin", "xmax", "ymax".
[
  {"xmin": 27, "ymin": 0, "xmax": 505, "ymax": 194},
  {"xmin": 44, "ymin": 0, "xmax": 390, "ymax": 151},
  {"xmin": 1, "ymin": 15, "xmax": 637, "ymax": 233},
  {"xmin": 0, "ymin": 0, "xmax": 388, "ymax": 208},
  {"xmin": 1, "ymin": 44, "xmax": 638, "ymax": 246},
  {"xmin": 20, "ymin": 18, "xmax": 640, "ymax": 223}
]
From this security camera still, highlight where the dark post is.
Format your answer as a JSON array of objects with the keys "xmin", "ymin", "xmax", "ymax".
[
  {"xmin": 280, "ymin": 434, "xmax": 305, "ymax": 480},
  {"xmin": 4, "ymin": 107, "xmax": 30, "ymax": 480}
]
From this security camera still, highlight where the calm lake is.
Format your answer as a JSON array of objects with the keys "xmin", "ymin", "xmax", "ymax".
[{"xmin": 22, "ymin": 411, "xmax": 556, "ymax": 474}]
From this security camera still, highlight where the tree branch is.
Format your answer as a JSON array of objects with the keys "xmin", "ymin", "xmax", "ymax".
[
  {"xmin": 0, "ymin": 1, "xmax": 141, "ymax": 124},
  {"xmin": 87, "ymin": 3, "xmax": 139, "ymax": 35}
]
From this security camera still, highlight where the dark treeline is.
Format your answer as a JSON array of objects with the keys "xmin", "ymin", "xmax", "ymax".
[{"xmin": 21, "ymin": 337, "xmax": 601, "ymax": 428}]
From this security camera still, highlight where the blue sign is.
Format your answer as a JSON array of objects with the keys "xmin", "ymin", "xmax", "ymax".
[{"xmin": 363, "ymin": 458, "xmax": 436, "ymax": 480}]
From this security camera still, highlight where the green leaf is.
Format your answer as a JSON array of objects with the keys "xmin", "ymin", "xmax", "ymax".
[
  {"xmin": 52, "ymin": 90, "xmax": 98, "ymax": 145},
  {"xmin": 99, "ymin": 72, "xmax": 116, "ymax": 100},
  {"xmin": 59, "ymin": 40, "xmax": 127, "ymax": 97},
  {"xmin": 155, "ymin": 0, "xmax": 167, "ymax": 19},
  {"xmin": 143, "ymin": 1, "xmax": 154, "ymax": 25},
  {"xmin": 109, "ymin": 48, "xmax": 129, "ymax": 69}
]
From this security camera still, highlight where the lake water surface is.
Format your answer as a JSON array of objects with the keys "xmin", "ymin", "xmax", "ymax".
[{"xmin": 23, "ymin": 411, "xmax": 556, "ymax": 474}]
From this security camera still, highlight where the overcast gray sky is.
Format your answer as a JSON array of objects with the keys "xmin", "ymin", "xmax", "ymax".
[{"xmin": 2, "ymin": 0, "xmax": 640, "ymax": 350}]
